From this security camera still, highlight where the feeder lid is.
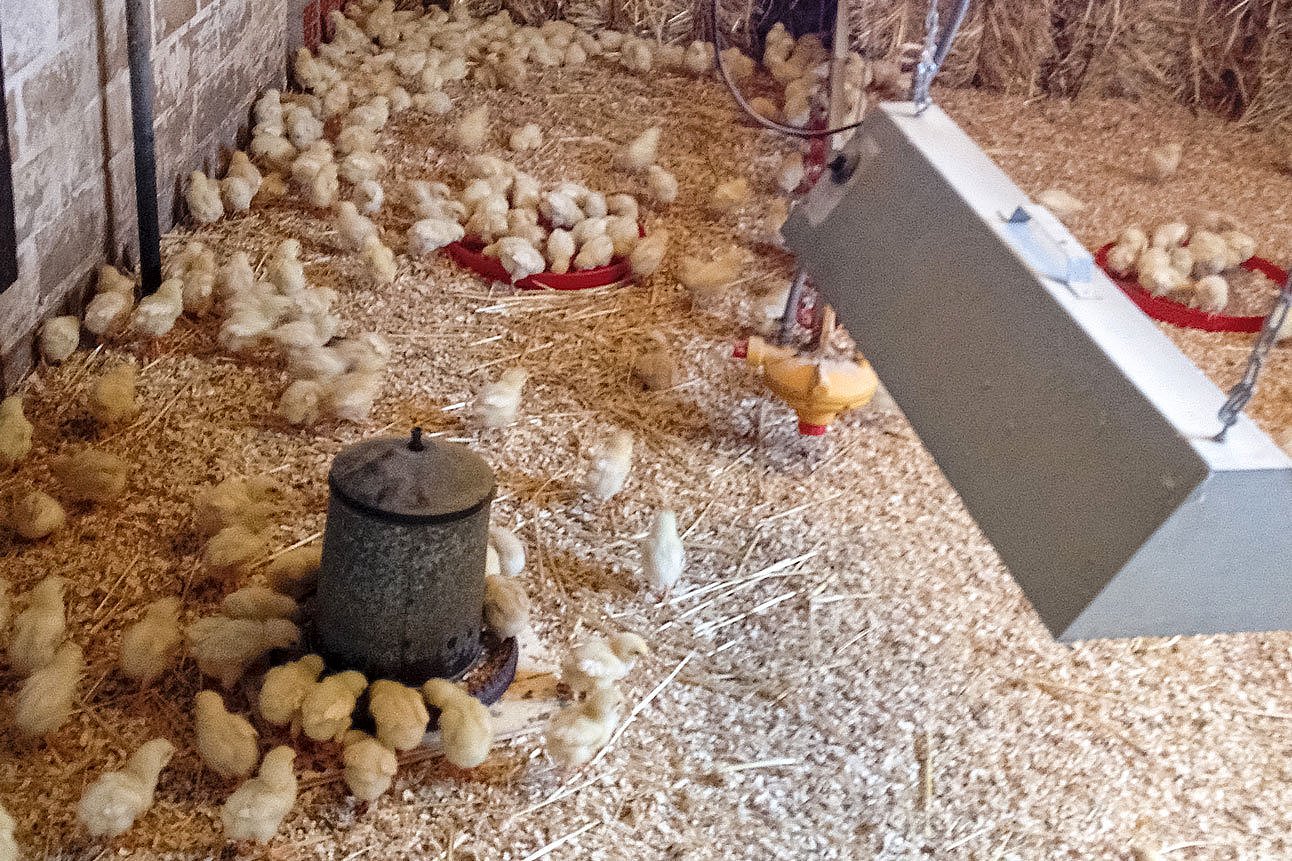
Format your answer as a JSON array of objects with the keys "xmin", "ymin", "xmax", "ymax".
[{"xmin": 328, "ymin": 428, "xmax": 496, "ymax": 523}]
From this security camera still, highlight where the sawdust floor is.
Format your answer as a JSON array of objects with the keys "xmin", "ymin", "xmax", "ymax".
[{"xmin": 3, "ymin": 61, "xmax": 1292, "ymax": 860}]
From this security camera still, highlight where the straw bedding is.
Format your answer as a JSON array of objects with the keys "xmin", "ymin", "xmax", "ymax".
[{"xmin": 1, "ymin": 54, "xmax": 1291, "ymax": 860}]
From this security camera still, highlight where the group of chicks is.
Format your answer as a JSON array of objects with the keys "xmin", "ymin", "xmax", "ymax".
[{"xmin": 1102, "ymin": 212, "xmax": 1260, "ymax": 314}]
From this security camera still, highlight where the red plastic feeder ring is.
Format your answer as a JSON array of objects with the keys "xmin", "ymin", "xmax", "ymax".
[
  {"xmin": 732, "ymin": 339, "xmax": 749, "ymax": 359},
  {"xmin": 445, "ymin": 226, "xmax": 645, "ymax": 291},
  {"xmin": 798, "ymin": 421, "xmax": 828, "ymax": 436},
  {"xmin": 1094, "ymin": 243, "xmax": 1288, "ymax": 334}
]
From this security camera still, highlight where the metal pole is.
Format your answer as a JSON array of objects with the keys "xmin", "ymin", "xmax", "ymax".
[
  {"xmin": 0, "ymin": 25, "xmax": 19, "ymax": 293},
  {"xmin": 124, "ymin": 0, "xmax": 162, "ymax": 296}
]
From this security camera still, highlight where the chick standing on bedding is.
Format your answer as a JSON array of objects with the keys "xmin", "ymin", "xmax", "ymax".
[
  {"xmin": 1144, "ymin": 142, "xmax": 1182, "ymax": 182},
  {"xmin": 301, "ymin": 670, "xmax": 368, "ymax": 742},
  {"xmin": 195, "ymin": 690, "xmax": 261, "ymax": 780},
  {"xmin": 453, "ymin": 105, "xmax": 490, "ymax": 151},
  {"xmin": 641, "ymin": 509, "xmax": 684, "ymax": 594},
  {"xmin": 473, "ymin": 367, "xmax": 529, "ymax": 429},
  {"xmin": 84, "ymin": 264, "xmax": 137, "ymax": 338},
  {"xmin": 258, "ymin": 654, "xmax": 325, "ymax": 732},
  {"xmin": 487, "ymin": 524, "xmax": 525, "ymax": 577},
  {"xmin": 222, "ymin": 587, "xmax": 299, "ymax": 621},
  {"xmin": 678, "ymin": 248, "xmax": 742, "ymax": 307},
  {"xmin": 336, "ymin": 201, "xmax": 379, "ymax": 251},
  {"xmin": 544, "ymin": 685, "xmax": 623, "ymax": 769},
  {"xmin": 7, "ymin": 489, "xmax": 66, "ymax": 541},
  {"xmin": 129, "ymin": 278, "xmax": 185, "ymax": 338},
  {"xmin": 614, "ymin": 127, "xmax": 661, "ymax": 174},
  {"xmin": 265, "ymin": 545, "xmax": 323, "ymax": 598},
  {"xmin": 119, "ymin": 597, "xmax": 183, "ymax": 686},
  {"xmin": 195, "ymin": 476, "xmax": 282, "ymax": 538},
  {"xmin": 708, "ymin": 178, "xmax": 752, "ymax": 214},
  {"xmin": 87, "ymin": 362, "xmax": 138, "ymax": 427},
  {"xmin": 186, "ymin": 616, "xmax": 301, "ymax": 689},
  {"xmin": 77, "ymin": 738, "xmax": 175, "ymax": 838},
  {"xmin": 582, "ymin": 429, "xmax": 633, "ymax": 502},
  {"xmin": 220, "ymin": 746, "xmax": 297, "ymax": 844},
  {"xmin": 629, "ymin": 230, "xmax": 669, "ymax": 278},
  {"xmin": 8, "ymin": 576, "xmax": 66, "ymax": 676},
  {"xmin": 630, "ymin": 332, "xmax": 678, "ymax": 391},
  {"xmin": 421, "ymin": 679, "xmax": 493, "ymax": 768},
  {"xmin": 186, "ymin": 171, "xmax": 225, "ymax": 224},
  {"xmin": 342, "ymin": 730, "xmax": 398, "ymax": 802},
  {"xmin": 52, "ymin": 444, "xmax": 129, "ymax": 499},
  {"xmin": 201, "ymin": 524, "xmax": 271, "ymax": 584},
  {"xmin": 368, "ymin": 679, "xmax": 431, "ymax": 751},
  {"xmin": 484, "ymin": 575, "xmax": 530, "ymax": 640},
  {"xmin": 40, "ymin": 316, "xmax": 81, "ymax": 364},
  {"xmin": 1035, "ymin": 188, "xmax": 1085, "ymax": 223},
  {"xmin": 560, "ymin": 633, "xmax": 649, "ymax": 696},
  {"xmin": 0, "ymin": 396, "xmax": 33, "ymax": 470},
  {"xmin": 14, "ymin": 641, "xmax": 83, "ymax": 737},
  {"xmin": 362, "ymin": 235, "xmax": 398, "ymax": 285}
]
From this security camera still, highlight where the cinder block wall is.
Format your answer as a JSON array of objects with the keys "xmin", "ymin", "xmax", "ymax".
[{"xmin": 0, "ymin": 0, "xmax": 293, "ymax": 388}]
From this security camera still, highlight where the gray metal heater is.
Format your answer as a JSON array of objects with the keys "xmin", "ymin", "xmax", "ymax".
[
  {"xmin": 784, "ymin": 102, "xmax": 1292, "ymax": 641},
  {"xmin": 315, "ymin": 428, "xmax": 497, "ymax": 684}
]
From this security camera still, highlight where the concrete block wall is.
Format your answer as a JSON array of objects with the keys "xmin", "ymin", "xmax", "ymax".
[{"xmin": 0, "ymin": 0, "xmax": 292, "ymax": 389}]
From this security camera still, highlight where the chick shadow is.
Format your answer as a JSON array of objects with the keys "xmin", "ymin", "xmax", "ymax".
[{"xmin": 540, "ymin": 548, "xmax": 637, "ymax": 599}]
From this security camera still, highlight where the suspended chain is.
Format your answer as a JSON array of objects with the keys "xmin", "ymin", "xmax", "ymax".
[
  {"xmin": 911, "ymin": 0, "xmax": 940, "ymax": 114},
  {"xmin": 1214, "ymin": 271, "xmax": 1292, "ymax": 441}
]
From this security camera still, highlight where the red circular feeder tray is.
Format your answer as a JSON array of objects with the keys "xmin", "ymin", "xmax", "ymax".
[
  {"xmin": 445, "ymin": 227, "xmax": 644, "ymax": 291},
  {"xmin": 1095, "ymin": 243, "xmax": 1288, "ymax": 334}
]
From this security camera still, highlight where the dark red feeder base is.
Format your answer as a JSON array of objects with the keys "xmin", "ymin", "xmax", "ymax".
[
  {"xmin": 444, "ymin": 228, "xmax": 644, "ymax": 291},
  {"xmin": 1095, "ymin": 243, "xmax": 1288, "ymax": 334}
]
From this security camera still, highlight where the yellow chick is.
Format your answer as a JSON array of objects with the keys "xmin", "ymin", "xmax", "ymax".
[
  {"xmin": 0, "ymin": 395, "xmax": 33, "ymax": 469},
  {"xmin": 9, "ymin": 575, "xmax": 66, "ymax": 676},
  {"xmin": 629, "ymin": 230, "xmax": 669, "ymax": 278},
  {"xmin": 87, "ymin": 362, "xmax": 138, "ymax": 427},
  {"xmin": 186, "ymin": 616, "xmax": 301, "ymax": 689},
  {"xmin": 641, "ymin": 509, "xmax": 684, "ymax": 594},
  {"xmin": 1035, "ymin": 188, "xmax": 1085, "ymax": 224},
  {"xmin": 422, "ymin": 679, "xmax": 493, "ymax": 768},
  {"xmin": 708, "ymin": 177, "xmax": 752, "ymax": 215},
  {"xmin": 368, "ymin": 679, "xmax": 430, "ymax": 751},
  {"xmin": 452, "ymin": 105, "xmax": 489, "ymax": 151},
  {"xmin": 200, "ymin": 524, "xmax": 271, "ymax": 585},
  {"xmin": 195, "ymin": 690, "xmax": 260, "ymax": 780},
  {"xmin": 300, "ymin": 670, "xmax": 368, "ymax": 742},
  {"xmin": 484, "ymin": 575, "xmax": 529, "ymax": 640},
  {"xmin": 221, "ymin": 746, "xmax": 297, "ymax": 843},
  {"xmin": 222, "ymin": 587, "xmax": 299, "ymax": 621},
  {"xmin": 341, "ymin": 730, "xmax": 398, "ymax": 802},
  {"xmin": 14, "ymin": 641, "xmax": 83, "ymax": 737},
  {"xmin": 646, "ymin": 165, "xmax": 678, "ymax": 206},
  {"xmin": 487, "ymin": 525, "xmax": 525, "ymax": 577},
  {"xmin": 1145, "ymin": 142, "xmax": 1182, "ymax": 182},
  {"xmin": 0, "ymin": 800, "xmax": 13, "ymax": 859},
  {"xmin": 76, "ymin": 738, "xmax": 175, "ymax": 838},
  {"xmin": 614, "ymin": 126, "xmax": 661, "ymax": 173},
  {"xmin": 473, "ymin": 367, "xmax": 528, "ymax": 429},
  {"xmin": 264, "ymin": 545, "xmax": 323, "ymax": 598},
  {"xmin": 40, "ymin": 315, "xmax": 82, "ymax": 364},
  {"xmin": 7, "ymin": 488, "xmax": 66, "ymax": 540},
  {"xmin": 120, "ymin": 597, "xmax": 183, "ymax": 686},
  {"xmin": 186, "ymin": 171, "xmax": 224, "ymax": 224},
  {"xmin": 544, "ymin": 685, "xmax": 622, "ymax": 769},
  {"xmin": 582, "ymin": 429, "xmax": 633, "ymax": 502},
  {"xmin": 52, "ymin": 448, "xmax": 130, "ymax": 503},
  {"xmin": 630, "ymin": 332, "xmax": 678, "ymax": 391},
  {"xmin": 678, "ymin": 248, "xmax": 741, "ymax": 307},
  {"xmin": 561, "ymin": 633, "xmax": 648, "ymax": 696},
  {"xmin": 258, "ymin": 654, "xmax": 326, "ymax": 731}
]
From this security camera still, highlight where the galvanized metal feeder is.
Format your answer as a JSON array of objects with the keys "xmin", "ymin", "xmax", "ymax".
[{"xmin": 315, "ymin": 428, "xmax": 516, "ymax": 694}]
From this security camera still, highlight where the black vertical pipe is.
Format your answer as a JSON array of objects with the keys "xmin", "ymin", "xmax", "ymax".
[
  {"xmin": 124, "ymin": 0, "xmax": 162, "ymax": 296},
  {"xmin": 0, "ymin": 25, "xmax": 19, "ymax": 293}
]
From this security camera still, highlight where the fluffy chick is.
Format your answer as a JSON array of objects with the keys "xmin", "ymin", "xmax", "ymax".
[
  {"xmin": 1035, "ymin": 188, "xmax": 1085, "ymax": 223},
  {"xmin": 336, "ymin": 201, "xmax": 379, "ymax": 251},
  {"xmin": 341, "ymin": 731, "xmax": 398, "ymax": 802},
  {"xmin": 453, "ymin": 105, "xmax": 490, "ymax": 151},
  {"xmin": 362, "ymin": 236, "xmax": 398, "ymax": 285},
  {"xmin": 77, "ymin": 738, "xmax": 175, "ymax": 838},
  {"xmin": 641, "ymin": 509, "xmax": 684, "ymax": 593},
  {"xmin": 265, "ymin": 545, "xmax": 323, "ymax": 598},
  {"xmin": 422, "ymin": 679, "xmax": 493, "ymax": 768},
  {"xmin": 326, "ymin": 370, "xmax": 384, "ymax": 423},
  {"xmin": 473, "ymin": 367, "xmax": 528, "ymax": 428},
  {"xmin": 221, "ymin": 177, "xmax": 255, "ymax": 214},
  {"xmin": 646, "ymin": 165, "xmax": 678, "ymax": 206},
  {"xmin": 130, "ymin": 278, "xmax": 185, "ymax": 338},
  {"xmin": 708, "ymin": 177, "xmax": 752, "ymax": 214},
  {"xmin": 83, "ymin": 290, "xmax": 135, "ymax": 338},
  {"xmin": 582, "ymin": 429, "xmax": 633, "ymax": 502},
  {"xmin": 509, "ymin": 122, "xmax": 543, "ymax": 151},
  {"xmin": 573, "ymin": 233, "xmax": 614, "ymax": 270},
  {"xmin": 629, "ymin": 230, "xmax": 669, "ymax": 278},
  {"xmin": 484, "ymin": 574, "xmax": 529, "ymax": 640},
  {"xmin": 488, "ymin": 524, "xmax": 525, "ymax": 577},
  {"xmin": 301, "ymin": 670, "xmax": 368, "ymax": 742},
  {"xmin": 88, "ymin": 362, "xmax": 138, "ymax": 427},
  {"xmin": 40, "ymin": 316, "xmax": 81, "ymax": 364},
  {"xmin": 195, "ymin": 476, "xmax": 282, "ymax": 538},
  {"xmin": 201, "ymin": 524, "xmax": 271, "ymax": 585},
  {"xmin": 258, "ymin": 654, "xmax": 326, "ymax": 732},
  {"xmin": 368, "ymin": 679, "xmax": 430, "ymax": 751},
  {"xmin": 119, "ymin": 597, "xmax": 183, "ymax": 686},
  {"xmin": 560, "ymin": 633, "xmax": 648, "ymax": 696},
  {"xmin": 195, "ymin": 691, "xmax": 260, "ymax": 780},
  {"xmin": 1145, "ymin": 142, "xmax": 1182, "ymax": 181},
  {"xmin": 186, "ymin": 616, "xmax": 301, "ymax": 689},
  {"xmin": 14, "ymin": 641, "xmax": 83, "ymax": 737},
  {"xmin": 221, "ymin": 746, "xmax": 297, "ymax": 843},
  {"xmin": 222, "ymin": 587, "xmax": 299, "ymax": 621},
  {"xmin": 615, "ymin": 127, "xmax": 661, "ymax": 173},
  {"xmin": 1193, "ymin": 274, "xmax": 1229, "ymax": 313},
  {"xmin": 545, "ymin": 685, "xmax": 622, "ymax": 769},
  {"xmin": 52, "ymin": 449, "xmax": 129, "ymax": 504},
  {"xmin": 630, "ymin": 331, "xmax": 677, "ymax": 390},
  {"xmin": 0, "ymin": 395, "xmax": 32, "ymax": 469},
  {"xmin": 678, "ymin": 248, "xmax": 741, "ymax": 307},
  {"xmin": 777, "ymin": 151, "xmax": 805, "ymax": 194},
  {"xmin": 408, "ymin": 218, "xmax": 466, "ymax": 256},
  {"xmin": 484, "ymin": 236, "xmax": 545, "ymax": 283},
  {"xmin": 186, "ymin": 171, "xmax": 225, "ymax": 224},
  {"xmin": 8, "ymin": 575, "xmax": 66, "ymax": 676},
  {"xmin": 7, "ymin": 488, "xmax": 66, "ymax": 541}
]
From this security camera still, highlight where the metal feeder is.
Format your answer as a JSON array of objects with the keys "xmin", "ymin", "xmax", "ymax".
[{"xmin": 315, "ymin": 428, "xmax": 498, "ymax": 685}]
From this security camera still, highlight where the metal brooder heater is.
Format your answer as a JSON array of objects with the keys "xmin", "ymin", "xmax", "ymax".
[{"xmin": 782, "ymin": 102, "xmax": 1292, "ymax": 641}]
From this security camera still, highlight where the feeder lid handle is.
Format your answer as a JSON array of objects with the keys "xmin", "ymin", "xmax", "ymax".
[{"xmin": 409, "ymin": 426, "xmax": 425, "ymax": 452}]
